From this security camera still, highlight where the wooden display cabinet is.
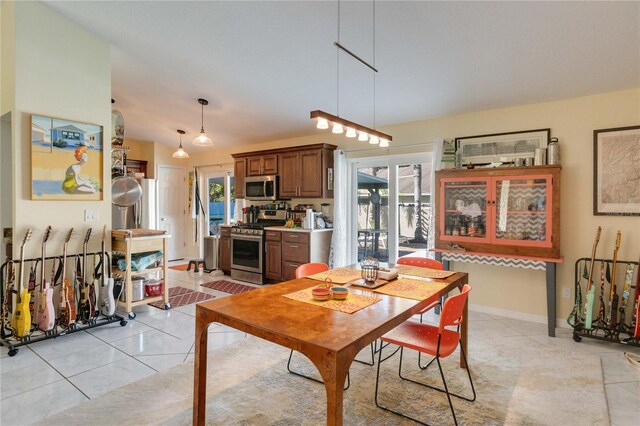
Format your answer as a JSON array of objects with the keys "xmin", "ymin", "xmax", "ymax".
[
  {"xmin": 112, "ymin": 229, "xmax": 170, "ymax": 319},
  {"xmin": 435, "ymin": 165, "xmax": 561, "ymax": 258}
]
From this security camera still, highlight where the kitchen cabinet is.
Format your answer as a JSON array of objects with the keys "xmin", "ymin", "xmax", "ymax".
[
  {"xmin": 125, "ymin": 159, "xmax": 147, "ymax": 177},
  {"xmin": 265, "ymin": 230, "xmax": 282, "ymax": 280},
  {"xmin": 219, "ymin": 227, "xmax": 231, "ymax": 273},
  {"xmin": 232, "ymin": 144, "xmax": 336, "ymax": 199},
  {"xmin": 435, "ymin": 165, "xmax": 561, "ymax": 258},
  {"xmin": 234, "ymin": 159, "xmax": 246, "ymax": 199},
  {"xmin": 247, "ymin": 154, "xmax": 278, "ymax": 176}
]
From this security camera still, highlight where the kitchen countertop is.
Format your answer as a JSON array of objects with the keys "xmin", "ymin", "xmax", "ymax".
[{"xmin": 264, "ymin": 226, "xmax": 333, "ymax": 233}]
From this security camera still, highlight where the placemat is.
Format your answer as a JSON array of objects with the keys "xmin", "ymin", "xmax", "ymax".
[
  {"xmin": 397, "ymin": 264, "xmax": 456, "ymax": 279},
  {"xmin": 282, "ymin": 288, "xmax": 381, "ymax": 314},
  {"xmin": 308, "ymin": 267, "xmax": 362, "ymax": 284},
  {"xmin": 372, "ymin": 277, "xmax": 448, "ymax": 301}
]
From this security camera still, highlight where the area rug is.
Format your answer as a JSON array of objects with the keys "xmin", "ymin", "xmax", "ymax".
[
  {"xmin": 169, "ymin": 264, "xmax": 189, "ymax": 271},
  {"xmin": 201, "ymin": 279, "xmax": 258, "ymax": 294},
  {"xmin": 148, "ymin": 286, "xmax": 214, "ymax": 310},
  {"xmin": 39, "ymin": 334, "xmax": 609, "ymax": 425}
]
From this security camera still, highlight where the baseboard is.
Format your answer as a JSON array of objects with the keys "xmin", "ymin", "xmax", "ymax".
[{"xmin": 469, "ymin": 303, "xmax": 572, "ymax": 329}]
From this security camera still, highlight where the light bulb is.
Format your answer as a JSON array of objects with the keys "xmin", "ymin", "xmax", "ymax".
[
  {"xmin": 379, "ymin": 139, "xmax": 389, "ymax": 148},
  {"xmin": 316, "ymin": 118, "xmax": 329, "ymax": 129},
  {"xmin": 345, "ymin": 127, "xmax": 356, "ymax": 138},
  {"xmin": 332, "ymin": 123, "xmax": 343, "ymax": 134},
  {"xmin": 358, "ymin": 131, "xmax": 369, "ymax": 142},
  {"xmin": 193, "ymin": 131, "xmax": 213, "ymax": 147},
  {"xmin": 172, "ymin": 147, "xmax": 189, "ymax": 158},
  {"xmin": 369, "ymin": 135, "xmax": 379, "ymax": 145}
]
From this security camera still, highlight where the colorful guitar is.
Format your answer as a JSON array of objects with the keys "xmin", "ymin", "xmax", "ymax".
[
  {"xmin": 606, "ymin": 231, "xmax": 621, "ymax": 331},
  {"xmin": 596, "ymin": 262, "xmax": 606, "ymax": 327},
  {"xmin": 12, "ymin": 229, "xmax": 33, "ymax": 338},
  {"xmin": 617, "ymin": 263, "xmax": 635, "ymax": 330},
  {"xmin": 78, "ymin": 228, "xmax": 96, "ymax": 322},
  {"xmin": 633, "ymin": 256, "xmax": 640, "ymax": 338},
  {"xmin": 2, "ymin": 261, "xmax": 15, "ymax": 332},
  {"xmin": 37, "ymin": 226, "xmax": 55, "ymax": 332},
  {"xmin": 98, "ymin": 225, "xmax": 116, "ymax": 317},
  {"xmin": 583, "ymin": 226, "xmax": 601, "ymax": 330},
  {"xmin": 59, "ymin": 228, "xmax": 77, "ymax": 327}
]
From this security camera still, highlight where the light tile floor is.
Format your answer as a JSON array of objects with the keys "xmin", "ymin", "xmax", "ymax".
[{"xmin": 1, "ymin": 267, "xmax": 639, "ymax": 425}]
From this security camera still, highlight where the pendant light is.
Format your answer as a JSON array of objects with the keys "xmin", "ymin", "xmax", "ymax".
[
  {"xmin": 193, "ymin": 98, "xmax": 213, "ymax": 147},
  {"xmin": 173, "ymin": 129, "xmax": 189, "ymax": 158},
  {"xmin": 310, "ymin": 0, "xmax": 391, "ymax": 146}
]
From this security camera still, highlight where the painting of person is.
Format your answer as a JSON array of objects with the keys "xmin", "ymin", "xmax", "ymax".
[{"xmin": 62, "ymin": 145, "xmax": 97, "ymax": 194}]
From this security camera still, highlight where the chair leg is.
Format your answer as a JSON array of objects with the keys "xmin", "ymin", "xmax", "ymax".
[
  {"xmin": 459, "ymin": 341, "xmax": 477, "ymax": 402},
  {"xmin": 436, "ymin": 356, "xmax": 458, "ymax": 426},
  {"xmin": 287, "ymin": 349, "xmax": 350, "ymax": 390},
  {"xmin": 353, "ymin": 341, "xmax": 376, "ymax": 366}
]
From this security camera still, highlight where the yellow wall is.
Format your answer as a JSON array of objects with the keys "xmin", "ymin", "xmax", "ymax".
[{"xmin": 4, "ymin": 1, "xmax": 111, "ymax": 258}]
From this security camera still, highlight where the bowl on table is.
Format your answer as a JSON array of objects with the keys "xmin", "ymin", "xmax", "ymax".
[
  {"xmin": 330, "ymin": 287, "xmax": 348, "ymax": 300},
  {"xmin": 312, "ymin": 287, "xmax": 331, "ymax": 301}
]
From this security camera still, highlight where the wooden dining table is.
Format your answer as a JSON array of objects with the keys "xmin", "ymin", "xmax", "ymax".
[{"xmin": 193, "ymin": 268, "xmax": 469, "ymax": 425}]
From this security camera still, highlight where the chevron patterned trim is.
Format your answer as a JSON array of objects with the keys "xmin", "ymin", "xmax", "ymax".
[{"xmin": 441, "ymin": 252, "xmax": 547, "ymax": 270}]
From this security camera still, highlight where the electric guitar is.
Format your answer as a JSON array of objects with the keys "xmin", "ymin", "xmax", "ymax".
[
  {"xmin": 618, "ymin": 263, "xmax": 635, "ymax": 331},
  {"xmin": 583, "ymin": 226, "xmax": 601, "ymax": 330},
  {"xmin": 12, "ymin": 229, "xmax": 33, "ymax": 338},
  {"xmin": 59, "ymin": 228, "xmax": 76, "ymax": 327},
  {"xmin": 633, "ymin": 256, "xmax": 640, "ymax": 338},
  {"xmin": 606, "ymin": 231, "xmax": 621, "ymax": 331},
  {"xmin": 2, "ymin": 261, "xmax": 15, "ymax": 332},
  {"xmin": 98, "ymin": 225, "xmax": 115, "ymax": 317},
  {"xmin": 596, "ymin": 261, "xmax": 606, "ymax": 327},
  {"xmin": 37, "ymin": 226, "xmax": 56, "ymax": 332},
  {"xmin": 78, "ymin": 228, "xmax": 96, "ymax": 322}
]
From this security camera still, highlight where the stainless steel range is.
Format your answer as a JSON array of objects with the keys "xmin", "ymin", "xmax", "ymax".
[{"xmin": 230, "ymin": 210, "xmax": 287, "ymax": 284}]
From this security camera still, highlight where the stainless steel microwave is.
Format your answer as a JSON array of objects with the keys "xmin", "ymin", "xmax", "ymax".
[{"xmin": 245, "ymin": 175, "xmax": 278, "ymax": 200}]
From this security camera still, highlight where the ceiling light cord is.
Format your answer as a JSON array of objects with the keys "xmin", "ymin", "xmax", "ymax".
[{"xmin": 337, "ymin": 0, "xmax": 341, "ymax": 117}]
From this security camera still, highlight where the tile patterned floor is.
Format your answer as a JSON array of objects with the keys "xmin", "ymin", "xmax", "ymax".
[{"xmin": 1, "ymin": 267, "xmax": 639, "ymax": 425}]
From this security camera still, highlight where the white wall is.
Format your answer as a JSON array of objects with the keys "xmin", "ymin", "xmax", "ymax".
[{"xmin": 4, "ymin": 1, "xmax": 111, "ymax": 258}]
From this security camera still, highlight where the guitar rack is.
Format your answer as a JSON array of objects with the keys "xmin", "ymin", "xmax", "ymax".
[
  {"xmin": 0, "ymin": 252, "xmax": 127, "ymax": 357},
  {"xmin": 571, "ymin": 257, "xmax": 639, "ymax": 347}
]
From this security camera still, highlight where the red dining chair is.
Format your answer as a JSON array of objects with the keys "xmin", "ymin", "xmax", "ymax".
[
  {"xmin": 374, "ymin": 284, "xmax": 475, "ymax": 426},
  {"xmin": 287, "ymin": 262, "xmax": 351, "ymax": 389}
]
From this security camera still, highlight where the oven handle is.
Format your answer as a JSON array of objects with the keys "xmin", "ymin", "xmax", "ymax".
[{"xmin": 231, "ymin": 234, "xmax": 263, "ymax": 241}]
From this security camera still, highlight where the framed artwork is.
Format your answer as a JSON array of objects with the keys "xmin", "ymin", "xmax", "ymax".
[
  {"xmin": 31, "ymin": 114, "xmax": 103, "ymax": 200},
  {"xmin": 593, "ymin": 125, "xmax": 640, "ymax": 216},
  {"xmin": 455, "ymin": 129, "xmax": 550, "ymax": 166}
]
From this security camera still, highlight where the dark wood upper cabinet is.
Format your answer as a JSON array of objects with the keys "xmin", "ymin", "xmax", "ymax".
[
  {"xmin": 234, "ymin": 159, "xmax": 246, "ymax": 199},
  {"xmin": 278, "ymin": 152, "xmax": 300, "ymax": 198},
  {"xmin": 247, "ymin": 154, "xmax": 278, "ymax": 176},
  {"xmin": 125, "ymin": 159, "xmax": 147, "ymax": 177}
]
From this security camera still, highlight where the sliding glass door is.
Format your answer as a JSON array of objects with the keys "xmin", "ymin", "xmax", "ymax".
[{"xmin": 349, "ymin": 153, "xmax": 431, "ymax": 264}]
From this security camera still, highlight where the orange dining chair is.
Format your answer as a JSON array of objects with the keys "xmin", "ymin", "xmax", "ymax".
[
  {"xmin": 287, "ymin": 262, "xmax": 351, "ymax": 389},
  {"xmin": 374, "ymin": 284, "xmax": 475, "ymax": 426}
]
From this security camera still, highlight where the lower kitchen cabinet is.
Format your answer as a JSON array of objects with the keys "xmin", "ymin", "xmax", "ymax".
[
  {"xmin": 265, "ymin": 229, "xmax": 332, "ymax": 282},
  {"xmin": 265, "ymin": 231, "xmax": 282, "ymax": 280},
  {"xmin": 219, "ymin": 228, "xmax": 231, "ymax": 273}
]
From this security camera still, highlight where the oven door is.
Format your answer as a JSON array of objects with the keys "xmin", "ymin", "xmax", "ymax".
[{"xmin": 231, "ymin": 234, "xmax": 263, "ymax": 273}]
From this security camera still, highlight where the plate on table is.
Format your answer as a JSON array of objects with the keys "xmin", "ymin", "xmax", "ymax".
[{"xmin": 348, "ymin": 278, "xmax": 389, "ymax": 289}]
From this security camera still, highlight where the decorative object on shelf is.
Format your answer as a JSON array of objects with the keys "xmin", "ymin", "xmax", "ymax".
[
  {"xmin": 593, "ymin": 125, "xmax": 640, "ymax": 216},
  {"xmin": 455, "ymin": 129, "xmax": 550, "ymax": 167},
  {"xmin": 31, "ymin": 114, "xmax": 104, "ymax": 200},
  {"xmin": 547, "ymin": 137, "xmax": 560, "ymax": 165},
  {"xmin": 193, "ymin": 98, "xmax": 213, "ymax": 147},
  {"xmin": 310, "ymin": 1, "xmax": 391, "ymax": 147},
  {"xmin": 172, "ymin": 129, "xmax": 189, "ymax": 159},
  {"xmin": 111, "ymin": 99, "xmax": 125, "ymax": 147},
  {"xmin": 534, "ymin": 147, "xmax": 546, "ymax": 165}
]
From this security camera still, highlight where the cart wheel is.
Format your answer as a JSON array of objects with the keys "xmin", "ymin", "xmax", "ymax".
[
  {"xmin": 120, "ymin": 319, "xmax": 128, "ymax": 326},
  {"xmin": 128, "ymin": 312, "xmax": 136, "ymax": 320},
  {"xmin": 164, "ymin": 303, "xmax": 171, "ymax": 310},
  {"xmin": 572, "ymin": 333, "xmax": 582, "ymax": 342},
  {"xmin": 8, "ymin": 348, "xmax": 18, "ymax": 357}
]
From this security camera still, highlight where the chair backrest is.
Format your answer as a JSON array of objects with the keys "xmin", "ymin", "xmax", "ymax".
[
  {"xmin": 438, "ymin": 284, "xmax": 471, "ymax": 333},
  {"xmin": 295, "ymin": 262, "xmax": 329, "ymax": 278},
  {"xmin": 396, "ymin": 257, "xmax": 444, "ymax": 270}
]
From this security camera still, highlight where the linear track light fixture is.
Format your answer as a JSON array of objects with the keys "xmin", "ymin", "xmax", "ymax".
[{"xmin": 310, "ymin": 110, "xmax": 392, "ymax": 143}]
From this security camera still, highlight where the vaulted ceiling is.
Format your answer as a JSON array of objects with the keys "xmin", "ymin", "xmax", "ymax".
[{"xmin": 45, "ymin": 1, "xmax": 640, "ymax": 151}]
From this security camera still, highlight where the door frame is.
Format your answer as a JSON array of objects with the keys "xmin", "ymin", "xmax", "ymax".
[
  {"xmin": 202, "ymin": 169, "xmax": 234, "ymax": 236},
  {"xmin": 347, "ymin": 152, "xmax": 431, "ymax": 265},
  {"xmin": 157, "ymin": 164, "xmax": 186, "ymax": 261}
]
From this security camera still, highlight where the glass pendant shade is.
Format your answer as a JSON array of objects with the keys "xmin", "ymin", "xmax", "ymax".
[
  {"xmin": 173, "ymin": 130, "xmax": 189, "ymax": 158},
  {"xmin": 317, "ymin": 118, "xmax": 329, "ymax": 129},
  {"xmin": 379, "ymin": 139, "xmax": 389, "ymax": 148},
  {"xmin": 193, "ymin": 130, "xmax": 213, "ymax": 147},
  {"xmin": 369, "ymin": 135, "xmax": 379, "ymax": 145},
  {"xmin": 332, "ymin": 123, "xmax": 344, "ymax": 134},
  {"xmin": 345, "ymin": 127, "xmax": 356, "ymax": 138},
  {"xmin": 358, "ymin": 131, "xmax": 369, "ymax": 141}
]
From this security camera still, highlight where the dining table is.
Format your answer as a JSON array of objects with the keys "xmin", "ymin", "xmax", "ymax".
[{"xmin": 192, "ymin": 265, "xmax": 469, "ymax": 425}]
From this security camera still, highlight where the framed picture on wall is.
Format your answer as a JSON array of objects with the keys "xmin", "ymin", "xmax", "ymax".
[
  {"xmin": 31, "ymin": 114, "xmax": 103, "ymax": 200},
  {"xmin": 593, "ymin": 125, "xmax": 640, "ymax": 216},
  {"xmin": 455, "ymin": 129, "xmax": 550, "ymax": 166}
]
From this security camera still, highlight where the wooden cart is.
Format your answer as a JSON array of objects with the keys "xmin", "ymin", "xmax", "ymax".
[{"xmin": 112, "ymin": 229, "xmax": 170, "ymax": 319}]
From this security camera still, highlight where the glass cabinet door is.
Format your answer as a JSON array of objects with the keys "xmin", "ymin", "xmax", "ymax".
[
  {"xmin": 440, "ymin": 178, "xmax": 490, "ymax": 243},
  {"xmin": 493, "ymin": 176, "xmax": 552, "ymax": 247}
]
